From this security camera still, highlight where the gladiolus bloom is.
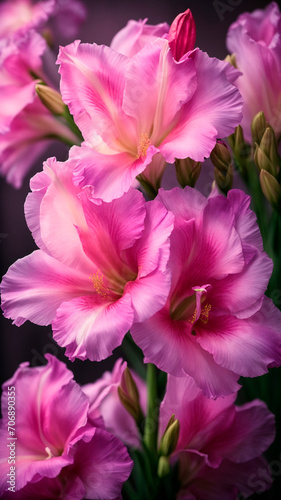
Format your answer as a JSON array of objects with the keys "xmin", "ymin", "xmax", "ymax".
[
  {"xmin": 159, "ymin": 375, "xmax": 275, "ymax": 499},
  {"xmin": 131, "ymin": 186, "xmax": 281, "ymax": 398},
  {"xmin": 0, "ymin": 354, "xmax": 133, "ymax": 499},
  {"xmin": 57, "ymin": 31, "xmax": 242, "ymax": 202},
  {"xmin": 226, "ymin": 2, "xmax": 281, "ymax": 142},
  {"xmin": 1, "ymin": 157, "xmax": 174, "ymax": 361}
]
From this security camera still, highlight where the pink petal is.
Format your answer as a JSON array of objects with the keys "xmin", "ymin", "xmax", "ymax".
[
  {"xmin": 1, "ymin": 250, "xmax": 93, "ymax": 327},
  {"xmin": 52, "ymin": 293, "xmax": 134, "ymax": 361},
  {"xmin": 123, "ymin": 38, "xmax": 197, "ymax": 149},
  {"xmin": 57, "ymin": 41, "xmax": 131, "ymax": 146},
  {"xmin": 161, "ymin": 49, "xmax": 243, "ymax": 161},
  {"xmin": 69, "ymin": 428, "xmax": 133, "ymax": 499},
  {"xmin": 131, "ymin": 311, "xmax": 240, "ymax": 398},
  {"xmin": 196, "ymin": 297, "xmax": 281, "ymax": 377},
  {"xmin": 110, "ymin": 18, "xmax": 169, "ymax": 57},
  {"xmin": 72, "ymin": 144, "xmax": 157, "ymax": 202}
]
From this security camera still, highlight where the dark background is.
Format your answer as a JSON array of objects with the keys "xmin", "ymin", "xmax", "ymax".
[{"xmin": 0, "ymin": 0, "xmax": 280, "ymax": 498}]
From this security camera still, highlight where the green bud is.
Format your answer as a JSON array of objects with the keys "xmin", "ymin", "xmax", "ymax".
[
  {"xmin": 211, "ymin": 141, "xmax": 233, "ymax": 194},
  {"xmin": 158, "ymin": 456, "xmax": 170, "ymax": 477},
  {"xmin": 159, "ymin": 415, "xmax": 180, "ymax": 457},
  {"xmin": 251, "ymin": 111, "xmax": 268, "ymax": 145},
  {"xmin": 254, "ymin": 127, "xmax": 279, "ymax": 177},
  {"xmin": 260, "ymin": 169, "xmax": 281, "ymax": 210},
  {"xmin": 36, "ymin": 83, "xmax": 65, "ymax": 116},
  {"xmin": 175, "ymin": 157, "xmax": 201, "ymax": 188},
  {"xmin": 118, "ymin": 367, "xmax": 144, "ymax": 424}
]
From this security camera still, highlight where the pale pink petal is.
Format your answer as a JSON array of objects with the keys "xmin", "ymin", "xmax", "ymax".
[
  {"xmin": 33, "ymin": 157, "xmax": 90, "ymax": 269},
  {"xmin": 110, "ymin": 18, "xmax": 169, "ymax": 57},
  {"xmin": 1, "ymin": 250, "xmax": 93, "ymax": 326},
  {"xmin": 160, "ymin": 49, "xmax": 243, "ymax": 161},
  {"xmin": 123, "ymin": 38, "xmax": 197, "ymax": 147},
  {"xmin": 72, "ymin": 144, "xmax": 158, "ymax": 202},
  {"xmin": 57, "ymin": 41, "xmax": 132, "ymax": 147},
  {"xmin": 52, "ymin": 294, "xmax": 134, "ymax": 361}
]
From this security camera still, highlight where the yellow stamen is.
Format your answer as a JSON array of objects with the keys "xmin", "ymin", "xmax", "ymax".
[
  {"xmin": 137, "ymin": 133, "xmax": 151, "ymax": 158},
  {"xmin": 89, "ymin": 271, "xmax": 109, "ymax": 299},
  {"xmin": 200, "ymin": 304, "xmax": 212, "ymax": 324}
]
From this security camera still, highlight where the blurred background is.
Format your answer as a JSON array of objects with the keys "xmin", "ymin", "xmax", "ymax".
[{"xmin": 0, "ymin": 0, "xmax": 280, "ymax": 498}]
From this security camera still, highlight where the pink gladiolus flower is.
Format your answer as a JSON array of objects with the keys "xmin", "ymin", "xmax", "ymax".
[
  {"xmin": 0, "ymin": 354, "xmax": 133, "ymax": 499},
  {"xmin": 226, "ymin": 2, "xmax": 281, "ymax": 141},
  {"xmin": 0, "ymin": 0, "xmax": 86, "ymax": 43},
  {"xmin": 159, "ymin": 375, "xmax": 275, "ymax": 499},
  {"xmin": 83, "ymin": 358, "xmax": 146, "ymax": 448},
  {"xmin": 131, "ymin": 186, "xmax": 281, "ymax": 398},
  {"xmin": 1, "ymin": 156, "xmax": 174, "ymax": 361},
  {"xmin": 168, "ymin": 8, "xmax": 196, "ymax": 61},
  {"xmin": 0, "ymin": 32, "xmax": 79, "ymax": 187},
  {"xmin": 57, "ymin": 30, "xmax": 242, "ymax": 202},
  {"xmin": 110, "ymin": 18, "xmax": 169, "ymax": 58}
]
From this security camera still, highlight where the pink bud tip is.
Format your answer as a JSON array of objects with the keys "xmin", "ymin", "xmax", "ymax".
[{"xmin": 168, "ymin": 9, "xmax": 196, "ymax": 61}]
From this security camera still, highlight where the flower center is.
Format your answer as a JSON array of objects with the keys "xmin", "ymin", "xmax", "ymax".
[
  {"xmin": 137, "ymin": 133, "xmax": 151, "ymax": 158},
  {"xmin": 170, "ymin": 284, "xmax": 212, "ymax": 325}
]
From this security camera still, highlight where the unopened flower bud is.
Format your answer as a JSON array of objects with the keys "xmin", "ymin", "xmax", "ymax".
[
  {"xmin": 175, "ymin": 157, "xmax": 201, "ymax": 188},
  {"xmin": 228, "ymin": 125, "xmax": 245, "ymax": 154},
  {"xmin": 118, "ymin": 367, "xmax": 144, "ymax": 425},
  {"xmin": 36, "ymin": 83, "xmax": 65, "ymax": 116},
  {"xmin": 260, "ymin": 169, "xmax": 281, "ymax": 211},
  {"xmin": 254, "ymin": 127, "xmax": 279, "ymax": 177},
  {"xmin": 211, "ymin": 141, "xmax": 233, "ymax": 194},
  {"xmin": 168, "ymin": 8, "xmax": 196, "ymax": 61},
  {"xmin": 158, "ymin": 456, "xmax": 170, "ymax": 477},
  {"xmin": 251, "ymin": 111, "xmax": 268, "ymax": 145},
  {"xmin": 225, "ymin": 53, "xmax": 237, "ymax": 68},
  {"xmin": 159, "ymin": 414, "xmax": 180, "ymax": 457}
]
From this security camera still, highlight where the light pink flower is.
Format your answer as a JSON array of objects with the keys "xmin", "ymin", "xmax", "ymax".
[
  {"xmin": 226, "ymin": 2, "xmax": 281, "ymax": 141},
  {"xmin": 1, "ymin": 156, "xmax": 174, "ymax": 361},
  {"xmin": 0, "ymin": 31, "xmax": 79, "ymax": 187},
  {"xmin": 131, "ymin": 186, "xmax": 281, "ymax": 398},
  {"xmin": 0, "ymin": 354, "xmax": 133, "ymax": 499},
  {"xmin": 83, "ymin": 359, "xmax": 146, "ymax": 448},
  {"xmin": 57, "ymin": 32, "xmax": 242, "ymax": 202},
  {"xmin": 159, "ymin": 375, "xmax": 275, "ymax": 499},
  {"xmin": 0, "ymin": 0, "xmax": 86, "ymax": 43}
]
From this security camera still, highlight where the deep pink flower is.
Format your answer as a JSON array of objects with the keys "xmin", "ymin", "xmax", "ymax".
[
  {"xmin": 57, "ymin": 34, "xmax": 242, "ymax": 202},
  {"xmin": 159, "ymin": 375, "xmax": 275, "ymax": 499},
  {"xmin": 83, "ymin": 359, "xmax": 146, "ymax": 448},
  {"xmin": 110, "ymin": 18, "xmax": 169, "ymax": 58},
  {"xmin": 226, "ymin": 2, "xmax": 281, "ymax": 141},
  {"xmin": 0, "ymin": 354, "xmax": 133, "ymax": 499},
  {"xmin": 1, "ymin": 156, "xmax": 174, "ymax": 361},
  {"xmin": 131, "ymin": 186, "xmax": 281, "ymax": 398}
]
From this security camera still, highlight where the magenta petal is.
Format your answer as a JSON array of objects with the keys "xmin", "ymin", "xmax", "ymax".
[
  {"xmin": 69, "ymin": 428, "xmax": 133, "ymax": 500},
  {"xmin": 196, "ymin": 298, "xmax": 281, "ymax": 377},
  {"xmin": 131, "ymin": 311, "xmax": 240, "ymax": 398}
]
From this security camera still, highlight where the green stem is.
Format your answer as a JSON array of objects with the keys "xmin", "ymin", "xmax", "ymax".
[{"xmin": 143, "ymin": 363, "xmax": 158, "ymax": 454}]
